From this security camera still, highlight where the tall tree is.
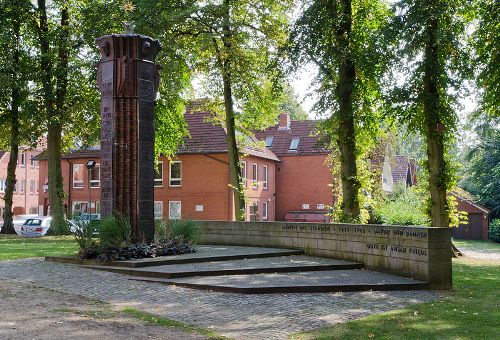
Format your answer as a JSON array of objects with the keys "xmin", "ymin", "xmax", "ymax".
[
  {"xmin": 34, "ymin": 0, "xmax": 71, "ymax": 232},
  {"xmin": 0, "ymin": 0, "xmax": 37, "ymax": 233},
  {"xmin": 289, "ymin": 0, "xmax": 392, "ymax": 222},
  {"xmin": 391, "ymin": 0, "xmax": 472, "ymax": 227},
  {"xmin": 474, "ymin": 0, "xmax": 499, "ymax": 118},
  {"xmin": 139, "ymin": 0, "xmax": 291, "ymax": 220}
]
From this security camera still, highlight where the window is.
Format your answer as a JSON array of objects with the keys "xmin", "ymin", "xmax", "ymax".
[
  {"xmin": 263, "ymin": 165, "xmax": 268, "ymax": 189},
  {"xmin": 289, "ymin": 138, "xmax": 300, "ymax": 151},
  {"xmin": 265, "ymin": 136, "xmax": 274, "ymax": 147},
  {"xmin": 36, "ymin": 180, "xmax": 39, "ymax": 193},
  {"xmin": 317, "ymin": 203, "xmax": 325, "ymax": 210},
  {"xmin": 154, "ymin": 161, "xmax": 163, "ymax": 187},
  {"xmin": 30, "ymin": 155, "xmax": 36, "ymax": 168},
  {"xmin": 154, "ymin": 201, "xmax": 163, "ymax": 220},
  {"xmin": 250, "ymin": 202, "xmax": 259, "ymax": 221},
  {"xmin": 20, "ymin": 179, "xmax": 25, "ymax": 193},
  {"xmin": 29, "ymin": 207, "xmax": 38, "ymax": 214},
  {"xmin": 72, "ymin": 201, "xmax": 88, "ymax": 217},
  {"xmin": 169, "ymin": 201, "xmax": 181, "ymax": 220},
  {"xmin": 252, "ymin": 163, "xmax": 258, "ymax": 189},
  {"xmin": 262, "ymin": 201, "xmax": 268, "ymax": 220},
  {"xmin": 241, "ymin": 161, "xmax": 247, "ymax": 186},
  {"xmin": 302, "ymin": 203, "xmax": 310, "ymax": 209},
  {"xmin": 20, "ymin": 152, "xmax": 26, "ymax": 166},
  {"xmin": 30, "ymin": 180, "xmax": 35, "ymax": 194},
  {"xmin": 195, "ymin": 204, "xmax": 204, "ymax": 212},
  {"xmin": 73, "ymin": 164, "xmax": 84, "ymax": 188},
  {"xmin": 90, "ymin": 164, "xmax": 100, "ymax": 188},
  {"xmin": 169, "ymin": 161, "xmax": 182, "ymax": 187},
  {"xmin": 0, "ymin": 179, "xmax": 5, "ymax": 193}
]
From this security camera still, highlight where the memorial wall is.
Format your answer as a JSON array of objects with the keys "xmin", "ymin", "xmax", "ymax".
[{"xmin": 198, "ymin": 221, "xmax": 452, "ymax": 289}]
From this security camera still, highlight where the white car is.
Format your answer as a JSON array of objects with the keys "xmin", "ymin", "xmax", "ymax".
[
  {"xmin": 19, "ymin": 217, "xmax": 77, "ymax": 237},
  {"xmin": 13, "ymin": 214, "xmax": 39, "ymax": 235}
]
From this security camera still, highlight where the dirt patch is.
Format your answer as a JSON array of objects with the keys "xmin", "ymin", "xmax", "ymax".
[{"xmin": 0, "ymin": 279, "xmax": 207, "ymax": 340}]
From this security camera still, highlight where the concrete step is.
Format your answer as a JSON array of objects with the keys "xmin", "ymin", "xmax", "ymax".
[
  {"xmin": 86, "ymin": 255, "xmax": 364, "ymax": 278},
  {"xmin": 129, "ymin": 269, "xmax": 428, "ymax": 294},
  {"xmin": 46, "ymin": 245, "xmax": 304, "ymax": 268}
]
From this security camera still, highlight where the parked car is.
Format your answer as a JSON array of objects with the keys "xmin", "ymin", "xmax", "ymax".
[
  {"xmin": 13, "ymin": 214, "xmax": 39, "ymax": 235},
  {"xmin": 20, "ymin": 217, "xmax": 77, "ymax": 237}
]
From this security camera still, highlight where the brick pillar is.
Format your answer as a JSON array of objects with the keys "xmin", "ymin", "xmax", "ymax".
[{"xmin": 96, "ymin": 33, "xmax": 161, "ymax": 243}]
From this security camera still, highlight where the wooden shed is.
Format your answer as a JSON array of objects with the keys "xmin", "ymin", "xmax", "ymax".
[{"xmin": 451, "ymin": 191, "xmax": 490, "ymax": 240}]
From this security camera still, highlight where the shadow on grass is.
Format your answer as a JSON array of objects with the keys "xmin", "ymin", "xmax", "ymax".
[{"xmin": 294, "ymin": 257, "xmax": 500, "ymax": 340}]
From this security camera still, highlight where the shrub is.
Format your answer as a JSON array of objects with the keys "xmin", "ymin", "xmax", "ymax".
[
  {"xmin": 99, "ymin": 213, "xmax": 131, "ymax": 249},
  {"xmin": 73, "ymin": 218, "xmax": 98, "ymax": 250},
  {"xmin": 156, "ymin": 219, "xmax": 200, "ymax": 243},
  {"xmin": 373, "ymin": 187, "xmax": 430, "ymax": 226},
  {"xmin": 488, "ymin": 219, "xmax": 500, "ymax": 243}
]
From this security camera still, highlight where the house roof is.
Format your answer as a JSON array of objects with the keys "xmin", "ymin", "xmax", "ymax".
[
  {"xmin": 38, "ymin": 105, "xmax": 280, "ymax": 162},
  {"xmin": 179, "ymin": 105, "xmax": 279, "ymax": 161},
  {"xmin": 253, "ymin": 120, "xmax": 329, "ymax": 157},
  {"xmin": 392, "ymin": 155, "xmax": 413, "ymax": 184},
  {"xmin": 451, "ymin": 189, "xmax": 490, "ymax": 214}
]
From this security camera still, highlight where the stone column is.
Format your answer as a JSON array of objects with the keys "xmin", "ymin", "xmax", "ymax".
[{"xmin": 96, "ymin": 31, "xmax": 161, "ymax": 243}]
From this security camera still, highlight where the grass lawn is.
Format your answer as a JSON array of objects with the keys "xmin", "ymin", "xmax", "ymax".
[
  {"xmin": 0, "ymin": 235, "xmax": 78, "ymax": 260},
  {"xmin": 294, "ymin": 256, "xmax": 500, "ymax": 340},
  {"xmin": 453, "ymin": 239, "xmax": 500, "ymax": 252}
]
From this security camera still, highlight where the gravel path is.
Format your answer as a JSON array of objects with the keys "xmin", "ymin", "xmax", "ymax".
[
  {"xmin": 0, "ymin": 258, "xmax": 440, "ymax": 339},
  {"xmin": 456, "ymin": 242, "xmax": 500, "ymax": 261}
]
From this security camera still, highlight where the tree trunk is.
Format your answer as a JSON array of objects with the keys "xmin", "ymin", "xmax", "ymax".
[
  {"xmin": 1, "ymin": 17, "xmax": 21, "ymax": 235},
  {"xmin": 423, "ymin": 15, "xmax": 449, "ymax": 228},
  {"xmin": 36, "ymin": 0, "xmax": 69, "ymax": 233},
  {"xmin": 221, "ymin": 0, "xmax": 245, "ymax": 221},
  {"xmin": 335, "ymin": 0, "xmax": 360, "ymax": 221}
]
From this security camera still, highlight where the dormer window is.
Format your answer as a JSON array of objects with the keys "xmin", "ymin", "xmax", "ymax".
[
  {"xmin": 289, "ymin": 138, "xmax": 300, "ymax": 151},
  {"xmin": 265, "ymin": 136, "xmax": 274, "ymax": 147}
]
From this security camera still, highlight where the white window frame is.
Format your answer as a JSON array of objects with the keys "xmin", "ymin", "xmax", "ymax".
[
  {"xmin": 263, "ymin": 201, "xmax": 268, "ymax": 220},
  {"xmin": 72, "ymin": 164, "xmax": 84, "ymax": 189},
  {"xmin": 154, "ymin": 161, "xmax": 163, "ymax": 187},
  {"xmin": 263, "ymin": 165, "xmax": 268, "ymax": 190},
  {"xmin": 0, "ymin": 178, "xmax": 5, "ymax": 193},
  {"xmin": 20, "ymin": 179, "xmax": 25, "ymax": 193},
  {"xmin": 20, "ymin": 152, "xmax": 26, "ymax": 166},
  {"xmin": 265, "ymin": 136, "xmax": 274, "ymax": 147},
  {"xmin": 30, "ymin": 155, "xmax": 36, "ymax": 168},
  {"xmin": 169, "ymin": 161, "xmax": 182, "ymax": 187},
  {"xmin": 289, "ymin": 138, "xmax": 300, "ymax": 151},
  {"xmin": 89, "ymin": 163, "xmax": 100, "ymax": 188},
  {"xmin": 154, "ymin": 201, "xmax": 163, "ymax": 220},
  {"xmin": 169, "ymin": 201, "xmax": 182, "ymax": 220},
  {"xmin": 252, "ymin": 163, "xmax": 258, "ymax": 189},
  {"xmin": 241, "ymin": 161, "xmax": 247, "ymax": 186},
  {"xmin": 29, "ymin": 180, "xmax": 35, "ymax": 194}
]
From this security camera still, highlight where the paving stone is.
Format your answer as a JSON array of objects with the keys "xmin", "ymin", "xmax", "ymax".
[{"xmin": 0, "ymin": 259, "xmax": 440, "ymax": 340}]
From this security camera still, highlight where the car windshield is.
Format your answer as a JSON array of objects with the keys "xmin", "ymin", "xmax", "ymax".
[
  {"xmin": 23, "ymin": 219, "xmax": 34, "ymax": 225},
  {"xmin": 29, "ymin": 219, "xmax": 42, "ymax": 226}
]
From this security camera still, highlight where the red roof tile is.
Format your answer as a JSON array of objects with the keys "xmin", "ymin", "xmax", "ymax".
[
  {"xmin": 45, "ymin": 105, "xmax": 279, "ymax": 162},
  {"xmin": 392, "ymin": 155, "xmax": 417, "ymax": 185},
  {"xmin": 254, "ymin": 120, "xmax": 329, "ymax": 156}
]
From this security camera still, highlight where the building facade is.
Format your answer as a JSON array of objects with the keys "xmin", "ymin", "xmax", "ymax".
[
  {"xmin": 38, "ymin": 105, "xmax": 279, "ymax": 221},
  {"xmin": 0, "ymin": 146, "xmax": 44, "ymax": 221}
]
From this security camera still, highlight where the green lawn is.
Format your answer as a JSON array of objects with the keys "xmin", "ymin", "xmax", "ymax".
[
  {"xmin": 453, "ymin": 239, "xmax": 500, "ymax": 252},
  {"xmin": 294, "ymin": 256, "xmax": 500, "ymax": 339},
  {"xmin": 0, "ymin": 235, "xmax": 78, "ymax": 260}
]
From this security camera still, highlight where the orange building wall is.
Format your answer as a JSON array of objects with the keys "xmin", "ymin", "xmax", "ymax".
[
  {"xmin": 0, "ymin": 148, "xmax": 41, "ymax": 218},
  {"xmin": 274, "ymin": 154, "xmax": 333, "ymax": 221}
]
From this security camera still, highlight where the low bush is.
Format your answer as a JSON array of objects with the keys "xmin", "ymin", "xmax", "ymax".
[
  {"xmin": 156, "ymin": 219, "xmax": 200, "ymax": 244},
  {"xmin": 73, "ymin": 218, "xmax": 98, "ymax": 250},
  {"xmin": 99, "ymin": 213, "xmax": 131, "ymax": 249},
  {"xmin": 488, "ymin": 219, "xmax": 500, "ymax": 243},
  {"xmin": 373, "ymin": 187, "xmax": 429, "ymax": 226}
]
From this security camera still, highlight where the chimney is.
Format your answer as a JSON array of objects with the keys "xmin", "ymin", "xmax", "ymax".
[{"xmin": 278, "ymin": 112, "xmax": 291, "ymax": 130}]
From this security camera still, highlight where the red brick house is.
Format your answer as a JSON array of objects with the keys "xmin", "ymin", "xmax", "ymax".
[
  {"xmin": 254, "ymin": 113, "xmax": 333, "ymax": 222},
  {"xmin": 0, "ymin": 145, "xmax": 44, "ymax": 221},
  {"xmin": 451, "ymin": 190, "xmax": 490, "ymax": 240},
  {"xmin": 38, "ymin": 105, "xmax": 279, "ymax": 221}
]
